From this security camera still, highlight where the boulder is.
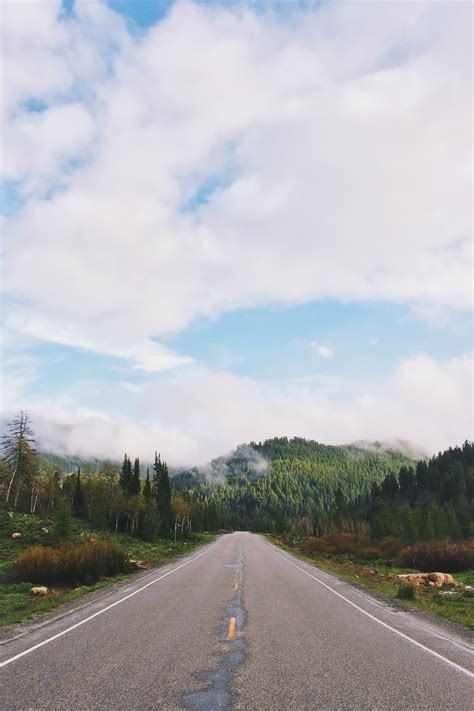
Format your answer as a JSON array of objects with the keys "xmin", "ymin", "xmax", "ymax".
[
  {"xmin": 11, "ymin": 532, "xmax": 22, "ymax": 539},
  {"xmin": 396, "ymin": 572, "xmax": 458, "ymax": 588},
  {"xmin": 31, "ymin": 587, "xmax": 48, "ymax": 596},
  {"xmin": 40, "ymin": 527, "xmax": 49, "ymax": 534},
  {"xmin": 426, "ymin": 572, "xmax": 457, "ymax": 587},
  {"xmin": 128, "ymin": 559, "xmax": 148, "ymax": 570}
]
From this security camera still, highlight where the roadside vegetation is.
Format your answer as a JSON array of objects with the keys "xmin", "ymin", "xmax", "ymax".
[
  {"xmin": 0, "ymin": 412, "xmax": 215, "ymax": 627},
  {"xmin": 265, "ymin": 442, "xmax": 473, "ymax": 629},
  {"xmin": 269, "ymin": 533, "xmax": 474, "ymax": 629},
  {"xmin": 0, "ymin": 508, "xmax": 213, "ymax": 627},
  {"xmin": 1, "ymin": 412, "xmax": 472, "ymax": 629}
]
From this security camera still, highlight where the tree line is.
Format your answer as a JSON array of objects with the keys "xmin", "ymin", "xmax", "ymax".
[
  {"xmin": 0, "ymin": 412, "xmax": 218, "ymax": 540},
  {"xmin": 2, "ymin": 415, "xmax": 471, "ymax": 543},
  {"xmin": 360, "ymin": 441, "xmax": 474, "ymax": 542}
]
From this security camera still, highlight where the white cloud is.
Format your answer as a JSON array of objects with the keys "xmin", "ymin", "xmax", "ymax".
[
  {"xmin": 1, "ymin": 1, "xmax": 472, "ymax": 463},
  {"xmin": 4, "ymin": 310, "xmax": 191, "ymax": 373},
  {"xmin": 1, "ymin": 0, "xmax": 472, "ymax": 365},
  {"xmin": 310, "ymin": 341, "xmax": 334, "ymax": 359},
  {"xmin": 7, "ymin": 354, "xmax": 472, "ymax": 466},
  {"xmin": 369, "ymin": 338, "xmax": 380, "ymax": 347}
]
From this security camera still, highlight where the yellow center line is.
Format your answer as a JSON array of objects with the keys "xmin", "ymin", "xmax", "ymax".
[{"xmin": 227, "ymin": 617, "xmax": 236, "ymax": 638}]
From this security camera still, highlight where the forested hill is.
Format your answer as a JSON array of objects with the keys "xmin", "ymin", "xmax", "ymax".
[
  {"xmin": 38, "ymin": 437, "xmax": 418, "ymax": 534},
  {"xmin": 174, "ymin": 437, "xmax": 417, "ymax": 483},
  {"xmin": 178, "ymin": 437, "xmax": 417, "ymax": 531}
]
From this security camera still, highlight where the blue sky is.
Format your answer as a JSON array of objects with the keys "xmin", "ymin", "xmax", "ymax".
[{"xmin": 1, "ymin": 0, "xmax": 472, "ymax": 463}]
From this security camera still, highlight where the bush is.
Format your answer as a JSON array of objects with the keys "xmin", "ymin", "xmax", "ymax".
[
  {"xmin": 15, "ymin": 546, "xmax": 59, "ymax": 585},
  {"xmin": 398, "ymin": 540, "xmax": 474, "ymax": 572},
  {"xmin": 299, "ymin": 533, "xmax": 404, "ymax": 561},
  {"xmin": 16, "ymin": 540, "xmax": 129, "ymax": 585},
  {"xmin": 396, "ymin": 583, "xmax": 417, "ymax": 600}
]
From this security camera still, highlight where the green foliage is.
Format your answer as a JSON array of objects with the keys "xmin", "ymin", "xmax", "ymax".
[
  {"xmin": 187, "ymin": 437, "xmax": 412, "ymax": 532},
  {"xmin": 130, "ymin": 458, "xmax": 141, "ymax": 496},
  {"xmin": 143, "ymin": 469, "xmax": 152, "ymax": 503},
  {"xmin": 368, "ymin": 441, "xmax": 473, "ymax": 542},
  {"xmin": 154, "ymin": 453, "xmax": 173, "ymax": 538},
  {"xmin": 396, "ymin": 583, "xmax": 417, "ymax": 600},
  {"xmin": 120, "ymin": 454, "xmax": 132, "ymax": 493},
  {"xmin": 53, "ymin": 497, "xmax": 74, "ymax": 542},
  {"xmin": 1, "ymin": 411, "xmax": 38, "ymax": 510},
  {"xmin": 72, "ymin": 468, "xmax": 86, "ymax": 518}
]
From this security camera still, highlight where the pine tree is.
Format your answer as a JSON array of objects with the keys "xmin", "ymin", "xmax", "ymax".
[
  {"xmin": 127, "ymin": 457, "xmax": 132, "ymax": 494},
  {"xmin": 72, "ymin": 467, "xmax": 86, "ymax": 518},
  {"xmin": 120, "ymin": 454, "xmax": 130, "ymax": 493},
  {"xmin": 2, "ymin": 411, "xmax": 37, "ymax": 507},
  {"xmin": 130, "ymin": 458, "xmax": 141, "ymax": 496},
  {"xmin": 54, "ymin": 497, "xmax": 73, "ymax": 542},
  {"xmin": 154, "ymin": 452, "xmax": 173, "ymax": 538},
  {"xmin": 143, "ymin": 468, "xmax": 152, "ymax": 503}
]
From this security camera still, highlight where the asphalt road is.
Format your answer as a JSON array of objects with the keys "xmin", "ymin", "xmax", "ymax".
[{"xmin": 1, "ymin": 532, "xmax": 472, "ymax": 710}]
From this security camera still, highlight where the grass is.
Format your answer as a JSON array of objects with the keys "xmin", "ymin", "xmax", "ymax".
[
  {"xmin": 268, "ymin": 535, "xmax": 474, "ymax": 630},
  {"xmin": 0, "ymin": 510, "xmax": 214, "ymax": 628}
]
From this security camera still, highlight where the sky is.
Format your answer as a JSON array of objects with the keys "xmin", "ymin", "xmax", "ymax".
[{"xmin": 1, "ymin": 0, "xmax": 472, "ymax": 465}]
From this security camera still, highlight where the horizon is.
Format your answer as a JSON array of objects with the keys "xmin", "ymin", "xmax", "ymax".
[{"xmin": 1, "ymin": 0, "xmax": 472, "ymax": 466}]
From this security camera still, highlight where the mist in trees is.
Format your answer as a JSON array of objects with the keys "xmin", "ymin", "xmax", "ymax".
[
  {"xmin": 0, "ymin": 414, "xmax": 205, "ymax": 541},
  {"xmin": 1, "ymin": 415, "xmax": 472, "ymax": 544}
]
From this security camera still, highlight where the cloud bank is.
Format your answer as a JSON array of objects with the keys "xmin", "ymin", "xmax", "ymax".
[{"xmin": 17, "ymin": 354, "xmax": 472, "ymax": 466}]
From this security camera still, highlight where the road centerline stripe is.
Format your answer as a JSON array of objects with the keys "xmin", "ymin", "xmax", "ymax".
[
  {"xmin": 227, "ymin": 617, "xmax": 236, "ymax": 638},
  {"xmin": 0, "ymin": 539, "xmax": 222, "ymax": 669},
  {"xmin": 263, "ymin": 539, "xmax": 474, "ymax": 680}
]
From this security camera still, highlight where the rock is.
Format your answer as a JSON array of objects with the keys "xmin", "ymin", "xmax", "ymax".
[
  {"xmin": 396, "ymin": 572, "xmax": 458, "ymax": 588},
  {"xmin": 40, "ymin": 527, "xmax": 49, "ymax": 533},
  {"xmin": 128, "ymin": 559, "xmax": 148, "ymax": 570},
  {"xmin": 31, "ymin": 587, "xmax": 48, "ymax": 596},
  {"xmin": 11, "ymin": 532, "xmax": 22, "ymax": 539},
  {"xmin": 427, "ymin": 572, "xmax": 457, "ymax": 587},
  {"xmin": 439, "ymin": 590, "xmax": 457, "ymax": 596},
  {"xmin": 7, "ymin": 511, "xmax": 13, "ymax": 519}
]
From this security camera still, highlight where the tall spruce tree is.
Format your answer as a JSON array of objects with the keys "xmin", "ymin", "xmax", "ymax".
[
  {"xmin": 154, "ymin": 452, "xmax": 173, "ymax": 538},
  {"xmin": 120, "ymin": 454, "xmax": 131, "ymax": 493},
  {"xmin": 143, "ymin": 467, "xmax": 152, "ymax": 503},
  {"xmin": 130, "ymin": 458, "xmax": 141, "ymax": 496},
  {"xmin": 72, "ymin": 467, "xmax": 86, "ymax": 518}
]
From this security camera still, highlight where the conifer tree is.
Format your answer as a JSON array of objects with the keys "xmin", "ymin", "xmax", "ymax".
[
  {"xmin": 120, "ymin": 454, "xmax": 130, "ymax": 492},
  {"xmin": 130, "ymin": 458, "xmax": 141, "ymax": 496},
  {"xmin": 72, "ymin": 467, "xmax": 86, "ymax": 518},
  {"xmin": 2, "ymin": 411, "xmax": 37, "ymax": 506},
  {"xmin": 143, "ymin": 468, "xmax": 152, "ymax": 503},
  {"xmin": 54, "ymin": 497, "xmax": 73, "ymax": 541},
  {"xmin": 154, "ymin": 452, "xmax": 173, "ymax": 537}
]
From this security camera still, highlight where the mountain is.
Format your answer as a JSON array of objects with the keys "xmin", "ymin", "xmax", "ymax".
[{"xmin": 175, "ymin": 437, "xmax": 418, "ymax": 531}]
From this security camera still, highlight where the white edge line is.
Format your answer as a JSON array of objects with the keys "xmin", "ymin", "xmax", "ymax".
[
  {"xmin": 0, "ymin": 539, "xmax": 222, "ymax": 669},
  {"xmin": 263, "ymin": 539, "xmax": 474, "ymax": 680}
]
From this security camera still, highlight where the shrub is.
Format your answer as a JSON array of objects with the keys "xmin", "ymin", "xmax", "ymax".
[
  {"xmin": 16, "ymin": 540, "xmax": 129, "ymax": 585},
  {"xmin": 396, "ymin": 583, "xmax": 417, "ymax": 600},
  {"xmin": 398, "ymin": 540, "xmax": 474, "ymax": 572},
  {"xmin": 15, "ymin": 546, "xmax": 59, "ymax": 585},
  {"xmin": 299, "ymin": 533, "xmax": 404, "ymax": 561}
]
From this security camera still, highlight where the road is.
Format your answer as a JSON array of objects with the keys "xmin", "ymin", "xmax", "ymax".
[{"xmin": 1, "ymin": 532, "xmax": 472, "ymax": 710}]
